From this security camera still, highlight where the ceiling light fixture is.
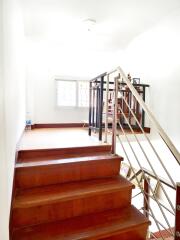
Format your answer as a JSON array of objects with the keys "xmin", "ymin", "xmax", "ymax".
[{"xmin": 83, "ymin": 19, "xmax": 96, "ymax": 32}]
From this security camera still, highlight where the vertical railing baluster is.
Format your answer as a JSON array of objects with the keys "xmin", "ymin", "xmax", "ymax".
[
  {"xmin": 144, "ymin": 176, "xmax": 150, "ymax": 219},
  {"xmin": 92, "ymin": 83, "xmax": 95, "ymax": 128},
  {"xmin": 142, "ymin": 85, "xmax": 146, "ymax": 128},
  {"xmin": 95, "ymin": 84, "xmax": 99, "ymax": 129},
  {"xmin": 129, "ymin": 89, "xmax": 132, "ymax": 126},
  {"xmin": 104, "ymin": 74, "xmax": 109, "ymax": 143},
  {"xmin": 88, "ymin": 81, "xmax": 92, "ymax": 136},
  {"xmin": 112, "ymin": 77, "xmax": 118, "ymax": 154},
  {"xmin": 99, "ymin": 76, "xmax": 104, "ymax": 141},
  {"xmin": 89, "ymin": 67, "xmax": 179, "ymax": 240},
  {"xmin": 175, "ymin": 183, "xmax": 180, "ymax": 240}
]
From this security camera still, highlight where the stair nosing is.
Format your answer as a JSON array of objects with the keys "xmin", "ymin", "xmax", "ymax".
[
  {"xmin": 18, "ymin": 145, "xmax": 111, "ymax": 154},
  {"xmin": 15, "ymin": 154, "xmax": 123, "ymax": 168}
]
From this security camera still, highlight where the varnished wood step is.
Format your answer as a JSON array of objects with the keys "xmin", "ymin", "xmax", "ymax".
[
  {"xmin": 17, "ymin": 145, "xmax": 112, "ymax": 163},
  {"xmin": 12, "ymin": 205, "xmax": 150, "ymax": 240},
  {"xmin": 15, "ymin": 154, "xmax": 122, "ymax": 189},
  {"xmin": 12, "ymin": 176, "xmax": 133, "ymax": 228}
]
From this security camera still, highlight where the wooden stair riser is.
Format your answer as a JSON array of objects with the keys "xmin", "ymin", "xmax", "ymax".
[
  {"xmin": 11, "ymin": 142, "xmax": 150, "ymax": 240},
  {"xmin": 15, "ymin": 159, "xmax": 121, "ymax": 189},
  {"xmin": 12, "ymin": 224, "xmax": 149, "ymax": 240},
  {"xmin": 102, "ymin": 224, "xmax": 148, "ymax": 240},
  {"xmin": 12, "ymin": 188, "xmax": 132, "ymax": 229},
  {"xmin": 12, "ymin": 206, "xmax": 150, "ymax": 240},
  {"xmin": 18, "ymin": 145, "xmax": 111, "ymax": 162}
]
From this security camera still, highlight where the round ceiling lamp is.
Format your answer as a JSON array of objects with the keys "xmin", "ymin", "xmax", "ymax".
[{"xmin": 83, "ymin": 19, "xmax": 96, "ymax": 32}]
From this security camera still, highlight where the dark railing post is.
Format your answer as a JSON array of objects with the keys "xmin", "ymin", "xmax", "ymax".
[
  {"xmin": 175, "ymin": 183, "xmax": 180, "ymax": 240},
  {"xmin": 92, "ymin": 82, "xmax": 96, "ymax": 129},
  {"xmin": 95, "ymin": 85, "xmax": 99, "ymax": 130},
  {"xmin": 144, "ymin": 176, "xmax": 150, "ymax": 219},
  {"xmin": 99, "ymin": 76, "xmax": 104, "ymax": 141},
  {"xmin": 88, "ymin": 81, "xmax": 92, "ymax": 136},
  {"xmin": 142, "ymin": 86, "xmax": 146, "ymax": 128}
]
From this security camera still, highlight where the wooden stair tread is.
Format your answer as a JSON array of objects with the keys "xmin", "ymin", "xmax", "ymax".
[
  {"xmin": 15, "ymin": 154, "xmax": 122, "ymax": 189},
  {"xmin": 18, "ymin": 151, "xmax": 112, "ymax": 163},
  {"xmin": 16, "ymin": 154, "xmax": 122, "ymax": 169},
  {"xmin": 12, "ymin": 205, "xmax": 150, "ymax": 240},
  {"xmin": 13, "ymin": 176, "xmax": 133, "ymax": 209},
  {"xmin": 18, "ymin": 145, "xmax": 112, "ymax": 162}
]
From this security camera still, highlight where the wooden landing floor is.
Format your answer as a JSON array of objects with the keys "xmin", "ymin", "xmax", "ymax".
[
  {"xmin": 19, "ymin": 128, "xmax": 104, "ymax": 150},
  {"xmin": 19, "ymin": 126, "xmax": 150, "ymax": 151}
]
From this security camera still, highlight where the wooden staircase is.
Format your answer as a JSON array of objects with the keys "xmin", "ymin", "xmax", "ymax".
[{"xmin": 10, "ymin": 145, "xmax": 150, "ymax": 240}]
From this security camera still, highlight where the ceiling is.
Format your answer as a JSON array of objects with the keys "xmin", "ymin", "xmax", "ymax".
[{"xmin": 20, "ymin": 0, "xmax": 180, "ymax": 51}]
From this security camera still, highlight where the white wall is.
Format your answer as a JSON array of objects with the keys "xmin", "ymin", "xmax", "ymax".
[
  {"xmin": 26, "ymin": 39, "xmax": 119, "ymax": 123},
  {"xmin": 0, "ymin": 0, "xmax": 9, "ymax": 238},
  {"xmin": 119, "ymin": 9, "xmax": 180, "ymax": 150},
  {"xmin": 0, "ymin": 0, "xmax": 26, "ymax": 239}
]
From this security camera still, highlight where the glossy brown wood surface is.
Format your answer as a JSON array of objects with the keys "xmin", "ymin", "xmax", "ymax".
[
  {"xmin": 15, "ymin": 154, "xmax": 122, "ymax": 189},
  {"xmin": 11, "ymin": 143, "xmax": 149, "ymax": 239},
  {"xmin": 14, "ymin": 176, "xmax": 133, "ymax": 208},
  {"xmin": 17, "ymin": 145, "xmax": 111, "ymax": 162},
  {"xmin": 12, "ymin": 176, "xmax": 133, "ymax": 228},
  {"xmin": 31, "ymin": 123, "xmax": 89, "ymax": 129},
  {"xmin": 12, "ymin": 206, "xmax": 150, "ymax": 240}
]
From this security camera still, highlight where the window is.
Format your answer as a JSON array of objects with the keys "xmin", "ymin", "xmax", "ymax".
[
  {"xmin": 78, "ymin": 81, "xmax": 89, "ymax": 107},
  {"xmin": 56, "ymin": 79, "xmax": 89, "ymax": 107},
  {"xmin": 57, "ymin": 80, "xmax": 76, "ymax": 107}
]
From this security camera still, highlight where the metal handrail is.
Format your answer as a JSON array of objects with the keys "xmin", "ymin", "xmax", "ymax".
[
  {"xmin": 117, "ymin": 126, "xmax": 176, "ymax": 238},
  {"xmin": 90, "ymin": 66, "xmax": 180, "ymax": 239},
  {"xmin": 129, "ymin": 168, "xmax": 175, "ymax": 215},
  {"xmin": 118, "ymin": 120, "xmax": 174, "ymax": 231},
  {"xmin": 117, "ymin": 107, "xmax": 175, "ymax": 211},
  {"xmin": 117, "ymin": 134, "xmax": 166, "ymax": 239},
  {"xmin": 118, "ymin": 87, "xmax": 176, "ymax": 189},
  {"xmin": 111, "ymin": 66, "xmax": 180, "ymax": 165},
  {"xmin": 103, "ymin": 66, "xmax": 180, "ymax": 239},
  {"xmin": 129, "ymin": 168, "xmax": 175, "ymax": 190}
]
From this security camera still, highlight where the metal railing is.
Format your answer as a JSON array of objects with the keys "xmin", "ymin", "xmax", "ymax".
[{"xmin": 102, "ymin": 66, "xmax": 180, "ymax": 239}]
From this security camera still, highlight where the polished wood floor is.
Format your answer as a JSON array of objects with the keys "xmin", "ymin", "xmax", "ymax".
[
  {"xmin": 19, "ymin": 128, "xmax": 104, "ymax": 150},
  {"xmin": 19, "ymin": 126, "xmax": 149, "ymax": 151},
  {"xmin": 11, "ymin": 142, "xmax": 150, "ymax": 239},
  {"xmin": 11, "ymin": 127, "xmax": 150, "ymax": 239}
]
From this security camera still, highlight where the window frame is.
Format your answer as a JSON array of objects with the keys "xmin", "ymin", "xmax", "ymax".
[{"xmin": 55, "ymin": 79, "xmax": 89, "ymax": 108}]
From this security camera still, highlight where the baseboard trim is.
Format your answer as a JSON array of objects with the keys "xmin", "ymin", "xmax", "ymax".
[
  {"xmin": 31, "ymin": 123, "xmax": 89, "ymax": 129},
  {"xmin": 31, "ymin": 123, "xmax": 150, "ymax": 133}
]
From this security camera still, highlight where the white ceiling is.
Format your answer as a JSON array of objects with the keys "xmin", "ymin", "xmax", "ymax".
[{"xmin": 20, "ymin": 0, "xmax": 180, "ymax": 51}]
